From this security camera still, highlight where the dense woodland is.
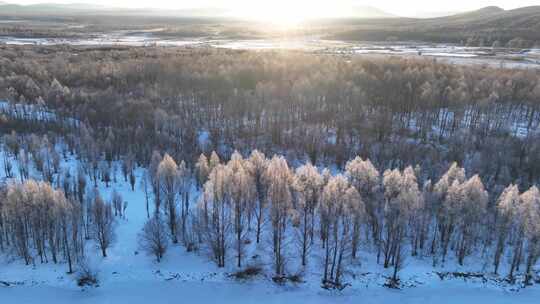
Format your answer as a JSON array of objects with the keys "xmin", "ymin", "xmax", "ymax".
[
  {"xmin": 1, "ymin": 45, "xmax": 540, "ymax": 288},
  {"xmin": 1, "ymin": 46, "xmax": 540, "ymax": 188},
  {"xmin": 0, "ymin": 135, "xmax": 539, "ymax": 288}
]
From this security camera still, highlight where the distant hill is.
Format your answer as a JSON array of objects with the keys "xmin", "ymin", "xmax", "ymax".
[
  {"xmin": 407, "ymin": 11, "xmax": 463, "ymax": 18},
  {"xmin": 0, "ymin": 2, "xmax": 231, "ymax": 18},
  {"xmin": 422, "ymin": 6, "xmax": 506, "ymax": 24},
  {"xmin": 0, "ymin": 2, "xmax": 394, "ymax": 19},
  {"xmin": 327, "ymin": 6, "xmax": 540, "ymax": 46},
  {"xmin": 457, "ymin": 5, "xmax": 505, "ymax": 17},
  {"xmin": 345, "ymin": 6, "xmax": 395, "ymax": 19},
  {"xmin": 0, "ymin": 3, "xmax": 539, "ymax": 46},
  {"xmin": 29, "ymin": 2, "xmax": 107, "ymax": 10},
  {"xmin": 0, "ymin": 2, "xmax": 106, "ymax": 14}
]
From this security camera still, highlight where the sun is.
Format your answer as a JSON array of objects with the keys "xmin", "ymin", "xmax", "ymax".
[{"xmin": 232, "ymin": 0, "xmax": 327, "ymax": 28}]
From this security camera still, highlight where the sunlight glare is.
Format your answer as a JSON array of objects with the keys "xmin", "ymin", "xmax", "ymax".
[{"xmin": 232, "ymin": 0, "xmax": 327, "ymax": 27}]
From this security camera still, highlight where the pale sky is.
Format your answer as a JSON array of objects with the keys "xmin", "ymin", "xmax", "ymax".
[{"xmin": 5, "ymin": 0, "xmax": 539, "ymax": 17}]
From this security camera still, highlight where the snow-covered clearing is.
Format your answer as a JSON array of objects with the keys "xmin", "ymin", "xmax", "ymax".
[
  {"xmin": 1, "ymin": 147, "xmax": 539, "ymax": 303},
  {"xmin": 2, "ymin": 280, "xmax": 540, "ymax": 304}
]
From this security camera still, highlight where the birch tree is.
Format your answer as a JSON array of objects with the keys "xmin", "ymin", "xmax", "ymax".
[
  {"xmin": 266, "ymin": 156, "xmax": 292, "ymax": 276},
  {"xmin": 157, "ymin": 154, "xmax": 181, "ymax": 243},
  {"xmin": 292, "ymin": 163, "xmax": 323, "ymax": 266}
]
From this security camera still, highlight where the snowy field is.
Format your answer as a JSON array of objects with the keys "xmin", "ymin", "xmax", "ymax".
[{"xmin": 1, "ymin": 145, "xmax": 540, "ymax": 304}]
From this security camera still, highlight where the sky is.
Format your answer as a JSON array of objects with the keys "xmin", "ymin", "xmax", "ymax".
[{"xmin": 4, "ymin": 0, "xmax": 540, "ymax": 17}]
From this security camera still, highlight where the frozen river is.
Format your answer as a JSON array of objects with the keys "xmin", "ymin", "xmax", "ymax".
[{"xmin": 1, "ymin": 32, "xmax": 540, "ymax": 69}]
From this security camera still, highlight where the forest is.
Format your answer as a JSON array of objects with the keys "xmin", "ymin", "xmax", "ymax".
[
  {"xmin": 1, "ymin": 45, "xmax": 540, "ymax": 186},
  {"xmin": 0, "ymin": 133, "xmax": 539, "ymax": 289},
  {"xmin": 1, "ymin": 44, "xmax": 540, "ymax": 289}
]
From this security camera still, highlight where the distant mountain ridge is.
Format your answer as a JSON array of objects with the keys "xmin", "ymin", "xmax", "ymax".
[
  {"xmin": 0, "ymin": 2, "xmax": 395, "ymax": 18},
  {"xmin": 472, "ymin": 6, "xmax": 505, "ymax": 14},
  {"xmin": 0, "ymin": 2, "xmax": 514, "ymax": 21},
  {"xmin": 28, "ymin": 2, "xmax": 107, "ymax": 9},
  {"xmin": 1, "ymin": 2, "xmax": 539, "ymax": 46},
  {"xmin": 408, "ymin": 11, "xmax": 463, "ymax": 18},
  {"xmin": 0, "ymin": 2, "xmax": 108, "ymax": 13},
  {"xmin": 330, "ymin": 5, "xmax": 540, "ymax": 46}
]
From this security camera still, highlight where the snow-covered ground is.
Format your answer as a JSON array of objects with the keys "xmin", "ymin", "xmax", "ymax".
[
  {"xmin": 3, "ymin": 279, "xmax": 540, "ymax": 304},
  {"xmin": 1, "ymin": 145, "xmax": 539, "ymax": 303}
]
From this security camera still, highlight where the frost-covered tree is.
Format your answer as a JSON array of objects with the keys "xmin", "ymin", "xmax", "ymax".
[
  {"xmin": 247, "ymin": 149, "xmax": 268, "ymax": 243},
  {"xmin": 200, "ymin": 164, "xmax": 232, "ymax": 267},
  {"xmin": 454, "ymin": 175, "xmax": 488, "ymax": 265},
  {"xmin": 345, "ymin": 157, "xmax": 380, "ymax": 196},
  {"xmin": 149, "ymin": 150, "xmax": 163, "ymax": 215},
  {"xmin": 411, "ymin": 179, "xmax": 433, "ymax": 256},
  {"xmin": 208, "ymin": 151, "xmax": 221, "ymax": 172},
  {"xmin": 382, "ymin": 167, "xmax": 422, "ymax": 281},
  {"xmin": 157, "ymin": 154, "xmax": 181, "ymax": 243},
  {"xmin": 434, "ymin": 163, "xmax": 466, "ymax": 196},
  {"xmin": 292, "ymin": 163, "xmax": 323, "ymax": 266},
  {"xmin": 345, "ymin": 156, "xmax": 380, "ymax": 259},
  {"xmin": 494, "ymin": 184, "xmax": 521, "ymax": 274},
  {"xmin": 91, "ymin": 190, "xmax": 114, "ymax": 257},
  {"xmin": 1, "ymin": 179, "xmax": 84, "ymax": 271},
  {"xmin": 521, "ymin": 186, "xmax": 540, "ymax": 284},
  {"xmin": 56, "ymin": 193, "xmax": 76, "ymax": 273},
  {"xmin": 320, "ymin": 174, "xmax": 362, "ymax": 287},
  {"xmin": 177, "ymin": 160, "xmax": 191, "ymax": 245},
  {"xmin": 195, "ymin": 153, "xmax": 210, "ymax": 190},
  {"xmin": 439, "ymin": 180, "xmax": 463, "ymax": 264},
  {"xmin": 266, "ymin": 156, "xmax": 293, "ymax": 276},
  {"xmin": 227, "ymin": 151, "xmax": 255, "ymax": 267},
  {"xmin": 433, "ymin": 163, "xmax": 466, "ymax": 264}
]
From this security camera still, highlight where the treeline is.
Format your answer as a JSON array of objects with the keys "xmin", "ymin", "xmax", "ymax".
[
  {"xmin": 0, "ymin": 180, "xmax": 81, "ymax": 271},
  {"xmin": 0, "ymin": 132, "xmax": 126, "ymax": 271},
  {"xmin": 139, "ymin": 148, "xmax": 540, "ymax": 288},
  {"xmin": 331, "ymin": 29, "xmax": 540, "ymax": 49},
  {"xmin": 1, "ymin": 128, "xmax": 539, "ymax": 287},
  {"xmin": 0, "ymin": 179, "xmax": 119, "ymax": 272},
  {"xmin": 1, "ymin": 46, "xmax": 540, "ymax": 191}
]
